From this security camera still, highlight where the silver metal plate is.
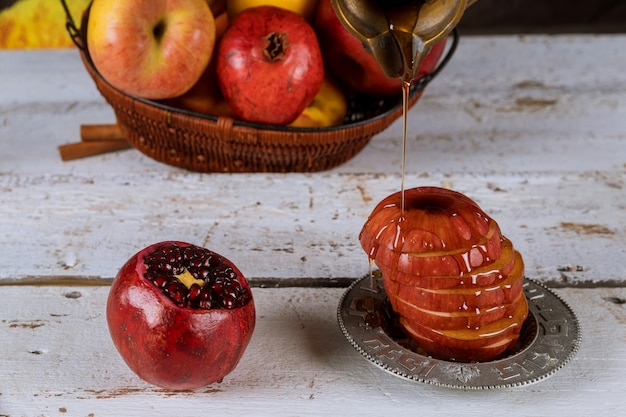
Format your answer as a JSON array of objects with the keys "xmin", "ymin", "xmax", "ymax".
[{"xmin": 337, "ymin": 275, "xmax": 581, "ymax": 390}]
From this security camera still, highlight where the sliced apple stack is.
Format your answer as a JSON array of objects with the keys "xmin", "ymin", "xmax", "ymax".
[{"xmin": 360, "ymin": 187, "xmax": 528, "ymax": 362}]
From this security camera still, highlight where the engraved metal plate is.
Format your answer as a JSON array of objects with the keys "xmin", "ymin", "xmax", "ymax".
[{"xmin": 337, "ymin": 276, "xmax": 581, "ymax": 389}]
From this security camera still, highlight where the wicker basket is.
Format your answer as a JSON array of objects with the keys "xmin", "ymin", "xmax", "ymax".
[{"xmin": 63, "ymin": 3, "xmax": 457, "ymax": 173}]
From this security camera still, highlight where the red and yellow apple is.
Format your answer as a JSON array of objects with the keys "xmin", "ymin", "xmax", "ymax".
[
  {"xmin": 165, "ymin": 12, "xmax": 235, "ymax": 117},
  {"xmin": 289, "ymin": 76, "xmax": 347, "ymax": 128},
  {"xmin": 87, "ymin": 0, "xmax": 217, "ymax": 100},
  {"xmin": 313, "ymin": 0, "xmax": 447, "ymax": 96}
]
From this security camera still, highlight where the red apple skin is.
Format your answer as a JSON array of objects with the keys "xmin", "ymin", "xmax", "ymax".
[
  {"xmin": 87, "ymin": 0, "xmax": 216, "ymax": 100},
  {"xmin": 360, "ymin": 187, "xmax": 502, "ymax": 278},
  {"xmin": 106, "ymin": 242, "xmax": 255, "ymax": 390},
  {"xmin": 313, "ymin": 0, "xmax": 447, "ymax": 96},
  {"xmin": 360, "ymin": 187, "xmax": 529, "ymax": 362},
  {"xmin": 401, "ymin": 296, "xmax": 529, "ymax": 362},
  {"xmin": 394, "ymin": 292, "xmax": 524, "ymax": 331},
  {"xmin": 386, "ymin": 237, "xmax": 518, "ymax": 289},
  {"xmin": 387, "ymin": 250, "xmax": 525, "ymax": 313},
  {"xmin": 216, "ymin": 5, "xmax": 324, "ymax": 125}
]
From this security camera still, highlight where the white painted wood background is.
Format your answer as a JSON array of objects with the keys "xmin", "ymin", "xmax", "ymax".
[
  {"xmin": 1, "ymin": 286, "xmax": 625, "ymax": 416},
  {"xmin": 1, "ymin": 34, "xmax": 626, "ymax": 416}
]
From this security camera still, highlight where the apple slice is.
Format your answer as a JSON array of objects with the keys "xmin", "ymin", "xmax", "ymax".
[
  {"xmin": 360, "ymin": 188, "xmax": 503, "ymax": 277},
  {"xmin": 386, "ymin": 237, "xmax": 517, "ymax": 289},
  {"xmin": 361, "ymin": 188, "xmax": 495, "ymax": 255},
  {"xmin": 370, "ymin": 220, "xmax": 503, "ymax": 278},
  {"xmin": 401, "ymin": 297, "xmax": 528, "ymax": 362},
  {"xmin": 394, "ymin": 286, "xmax": 526, "ymax": 331},
  {"xmin": 404, "ymin": 323, "xmax": 520, "ymax": 363},
  {"xmin": 389, "ymin": 249, "xmax": 524, "ymax": 312}
]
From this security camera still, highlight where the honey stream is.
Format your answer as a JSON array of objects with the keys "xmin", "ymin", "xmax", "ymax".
[
  {"xmin": 368, "ymin": 0, "xmax": 431, "ymax": 295},
  {"xmin": 356, "ymin": 1, "xmax": 526, "ymax": 361},
  {"xmin": 400, "ymin": 79, "xmax": 411, "ymax": 213}
]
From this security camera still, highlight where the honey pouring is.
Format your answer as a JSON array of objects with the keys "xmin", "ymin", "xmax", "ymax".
[
  {"xmin": 330, "ymin": 0, "xmax": 477, "ymax": 209},
  {"xmin": 331, "ymin": 2, "xmax": 580, "ymax": 375},
  {"xmin": 330, "ymin": 1, "xmax": 530, "ymax": 363}
]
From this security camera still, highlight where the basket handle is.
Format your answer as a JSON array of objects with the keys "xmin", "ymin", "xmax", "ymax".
[{"xmin": 60, "ymin": 0, "xmax": 85, "ymax": 50}]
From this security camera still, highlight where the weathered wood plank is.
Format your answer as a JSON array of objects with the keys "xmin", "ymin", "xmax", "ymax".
[
  {"xmin": 0, "ymin": 286, "xmax": 624, "ymax": 416},
  {"xmin": 1, "ymin": 169, "xmax": 624, "ymax": 284}
]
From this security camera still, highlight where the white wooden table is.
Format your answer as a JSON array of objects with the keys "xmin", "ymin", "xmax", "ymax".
[{"xmin": 1, "ymin": 34, "xmax": 625, "ymax": 416}]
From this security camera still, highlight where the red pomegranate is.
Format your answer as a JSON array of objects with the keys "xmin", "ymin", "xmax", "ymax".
[
  {"xmin": 107, "ymin": 241, "xmax": 255, "ymax": 390},
  {"xmin": 216, "ymin": 5, "xmax": 325, "ymax": 125}
]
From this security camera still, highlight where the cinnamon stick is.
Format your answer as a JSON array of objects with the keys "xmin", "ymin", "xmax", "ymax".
[
  {"xmin": 58, "ymin": 123, "xmax": 131, "ymax": 161},
  {"xmin": 80, "ymin": 124, "xmax": 125, "ymax": 142},
  {"xmin": 58, "ymin": 140, "xmax": 131, "ymax": 161}
]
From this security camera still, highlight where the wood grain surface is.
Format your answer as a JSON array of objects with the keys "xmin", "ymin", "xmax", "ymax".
[{"xmin": 1, "ymin": 35, "xmax": 625, "ymax": 416}]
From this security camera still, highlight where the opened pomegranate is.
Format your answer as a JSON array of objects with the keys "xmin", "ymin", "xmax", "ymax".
[
  {"xmin": 360, "ymin": 187, "xmax": 528, "ymax": 362},
  {"xmin": 106, "ymin": 241, "xmax": 255, "ymax": 390}
]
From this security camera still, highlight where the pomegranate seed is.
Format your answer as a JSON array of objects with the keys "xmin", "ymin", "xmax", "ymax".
[
  {"xmin": 143, "ymin": 243, "xmax": 251, "ymax": 310},
  {"xmin": 211, "ymin": 283, "xmax": 224, "ymax": 296},
  {"xmin": 188, "ymin": 284, "xmax": 202, "ymax": 303},
  {"xmin": 164, "ymin": 282, "xmax": 186, "ymax": 306},
  {"xmin": 208, "ymin": 255, "xmax": 222, "ymax": 267},
  {"xmin": 222, "ymin": 297, "xmax": 236, "ymax": 309},
  {"xmin": 189, "ymin": 258, "xmax": 204, "ymax": 269},
  {"xmin": 196, "ymin": 266, "xmax": 211, "ymax": 280},
  {"xmin": 153, "ymin": 274, "xmax": 169, "ymax": 288}
]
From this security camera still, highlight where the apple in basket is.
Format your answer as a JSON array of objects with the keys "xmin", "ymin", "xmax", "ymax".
[
  {"xmin": 289, "ymin": 75, "xmax": 348, "ymax": 128},
  {"xmin": 87, "ymin": 0, "xmax": 217, "ymax": 100},
  {"xmin": 313, "ymin": 0, "xmax": 447, "ymax": 96},
  {"xmin": 164, "ymin": 11, "xmax": 236, "ymax": 117}
]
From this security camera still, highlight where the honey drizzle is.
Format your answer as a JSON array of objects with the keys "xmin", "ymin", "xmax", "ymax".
[
  {"xmin": 358, "ymin": 0, "xmax": 527, "ymax": 360},
  {"xmin": 400, "ymin": 79, "xmax": 411, "ymax": 213},
  {"xmin": 369, "ymin": 257, "xmax": 375, "ymax": 293}
]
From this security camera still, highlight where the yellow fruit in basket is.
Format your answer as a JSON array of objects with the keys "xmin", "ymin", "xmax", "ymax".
[
  {"xmin": 227, "ymin": 0, "xmax": 319, "ymax": 21},
  {"xmin": 0, "ymin": 0, "xmax": 89, "ymax": 49},
  {"xmin": 87, "ymin": 0, "xmax": 216, "ymax": 100},
  {"xmin": 289, "ymin": 76, "xmax": 348, "ymax": 128}
]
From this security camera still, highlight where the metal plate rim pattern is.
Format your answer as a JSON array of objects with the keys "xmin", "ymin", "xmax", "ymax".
[{"xmin": 337, "ymin": 276, "xmax": 582, "ymax": 390}]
